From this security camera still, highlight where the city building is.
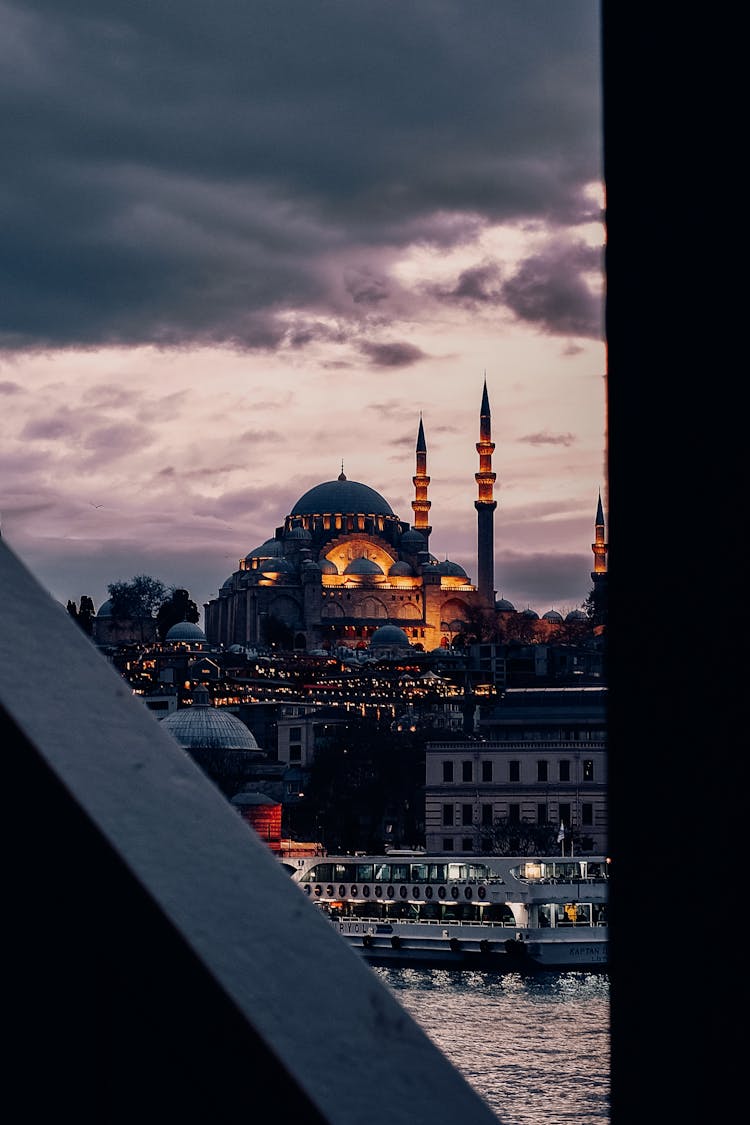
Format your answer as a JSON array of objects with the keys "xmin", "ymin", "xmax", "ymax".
[{"xmin": 423, "ymin": 686, "xmax": 607, "ymax": 854}]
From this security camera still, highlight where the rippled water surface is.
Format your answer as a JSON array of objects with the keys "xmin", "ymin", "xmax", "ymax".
[{"xmin": 373, "ymin": 967, "xmax": 610, "ymax": 1125}]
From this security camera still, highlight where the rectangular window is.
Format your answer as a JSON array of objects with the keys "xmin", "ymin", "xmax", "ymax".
[
  {"xmin": 442, "ymin": 760, "xmax": 454, "ymax": 782},
  {"xmin": 461, "ymin": 838, "xmax": 473, "ymax": 852},
  {"xmin": 481, "ymin": 804, "xmax": 494, "ymax": 826},
  {"xmin": 462, "ymin": 803, "xmax": 473, "ymax": 826},
  {"xmin": 582, "ymin": 803, "xmax": 593, "ymax": 825},
  {"xmin": 537, "ymin": 760, "xmax": 548, "ymax": 782},
  {"xmin": 442, "ymin": 804, "xmax": 454, "ymax": 827},
  {"xmin": 537, "ymin": 803, "xmax": 548, "ymax": 824},
  {"xmin": 289, "ymin": 726, "xmax": 302, "ymax": 741},
  {"xmin": 508, "ymin": 803, "xmax": 520, "ymax": 824},
  {"xmin": 289, "ymin": 745, "xmax": 301, "ymax": 762},
  {"xmin": 481, "ymin": 760, "xmax": 493, "ymax": 782},
  {"xmin": 481, "ymin": 837, "xmax": 492, "ymax": 852},
  {"xmin": 559, "ymin": 760, "xmax": 571, "ymax": 782},
  {"xmin": 443, "ymin": 838, "xmax": 454, "ymax": 851},
  {"xmin": 583, "ymin": 759, "xmax": 594, "ymax": 781},
  {"xmin": 559, "ymin": 802, "xmax": 571, "ymax": 828},
  {"xmin": 509, "ymin": 760, "xmax": 520, "ymax": 782},
  {"xmin": 462, "ymin": 760, "xmax": 473, "ymax": 782}
]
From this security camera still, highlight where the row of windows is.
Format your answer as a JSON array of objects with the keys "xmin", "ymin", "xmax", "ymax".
[
  {"xmin": 442, "ymin": 759, "xmax": 596, "ymax": 783},
  {"xmin": 441, "ymin": 802, "xmax": 595, "ymax": 827}
]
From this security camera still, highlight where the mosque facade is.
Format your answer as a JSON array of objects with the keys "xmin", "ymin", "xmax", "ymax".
[{"xmin": 203, "ymin": 381, "xmax": 607, "ymax": 654}]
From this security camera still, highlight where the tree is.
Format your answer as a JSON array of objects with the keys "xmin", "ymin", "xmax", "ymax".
[
  {"xmin": 108, "ymin": 575, "xmax": 167, "ymax": 641},
  {"xmin": 66, "ymin": 595, "xmax": 95, "ymax": 636},
  {"xmin": 486, "ymin": 817, "xmax": 561, "ymax": 856},
  {"xmin": 156, "ymin": 588, "xmax": 200, "ymax": 640}
]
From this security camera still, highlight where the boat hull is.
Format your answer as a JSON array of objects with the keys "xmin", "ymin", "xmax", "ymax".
[{"xmin": 334, "ymin": 920, "xmax": 608, "ymax": 972}]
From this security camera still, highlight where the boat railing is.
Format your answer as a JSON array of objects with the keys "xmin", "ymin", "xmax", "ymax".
[{"xmin": 332, "ymin": 915, "xmax": 520, "ymax": 929}]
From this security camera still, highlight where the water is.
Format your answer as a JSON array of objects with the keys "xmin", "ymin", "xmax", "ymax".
[{"xmin": 373, "ymin": 967, "xmax": 610, "ymax": 1125}]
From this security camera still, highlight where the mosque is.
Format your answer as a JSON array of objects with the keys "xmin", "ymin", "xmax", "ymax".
[{"xmin": 203, "ymin": 381, "xmax": 608, "ymax": 654}]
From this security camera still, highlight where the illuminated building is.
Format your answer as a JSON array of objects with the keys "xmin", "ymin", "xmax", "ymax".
[{"xmin": 205, "ymin": 381, "xmax": 502, "ymax": 653}]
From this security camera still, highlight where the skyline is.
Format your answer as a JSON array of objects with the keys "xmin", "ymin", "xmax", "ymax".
[{"xmin": 0, "ymin": 2, "xmax": 606, "ymax": 621}]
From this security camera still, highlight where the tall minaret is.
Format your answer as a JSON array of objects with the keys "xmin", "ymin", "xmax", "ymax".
[
  {"xmin": 590, "ymin": 490, "xmax": 608, "ymax": 625},
  {"xmin": 411, "ymin": 413, "xmax": 432, "ymax": 547},
  {"xmin": 474, "ymin": 378, "xmax": 497, "ymax": 605}
]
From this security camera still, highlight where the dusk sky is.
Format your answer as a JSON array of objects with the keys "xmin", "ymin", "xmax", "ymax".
[{"xmin": 1, "ymin": 1, "xmax": 605, "ymax": 622}]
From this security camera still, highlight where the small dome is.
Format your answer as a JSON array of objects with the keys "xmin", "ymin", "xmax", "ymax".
[
  {"xmin": 221, "ymin": 575, "xmax": 236, "ymax": 590},
  {"xmin": 97, "ymin": 599, "xmax": 113, "ymax": 617},
  {"xmin": 230, "ymin": 791, "xmax": 279, "ymax": 808},
  {"xmin": 542, "ymin": 610, "xmax": 564, "ymax": 623},
  {"xmin": 370, "ymin": 623, "xmax": 411, "ymax": 648},
  {"xmin": 160, "ymin": 688, "xmax": 259, "ymax": 751},
  {"xmin": 343, "ymin": 557, "xmax": 384, "ymax": 576},
  {"xmin": 389, "ymin": 560, "xmax": 414, "ymax": 577},
  {"xmin": 285, "ymin": 526, "xmax": 312, "ymax": 541},
  {"xmin": 521, "ymin": 608, "xmax": 539, "ymax": 620},
  {"xmin": 565, "ymin": 608, "xmax": 588, "ymax": 623},
  {"xmin": 165, "ymin": 620, "xmax": 207, "ymax": 643},
  {"xmin": 436, "ymin": 559, "xmax": 468, "ymax": 579},
  {"xmin": 495, "ymin": 597, "xmax": 516, "ymax": 613},
  {"xmin": 319, "ymin": 558, "xmax": 338, "ymax": 574},
  {"xmin": 290, "ymin": 478, "xmax": 394, "ymax": 517}
]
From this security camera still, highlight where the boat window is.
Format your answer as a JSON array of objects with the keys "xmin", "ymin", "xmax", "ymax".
[
  {"xmin": 356, "ymin": 864, "xmax": 374, "ymax": 882},
  {"xmin": 390, "ymin": 863, "xmax": 409, "ymax": 882},
  {"xmin": 410, "ymin": 864, "xmax": 429, "ymax": 882},
  {"xmin": 301, "ymin": 864, "xmax": 334, "ymax": 882},
  {"xmin": 428, "ymin": 864, "xmax": 447, "ymax": 881},
  {"xmin": 333, "ymin": 863, "xmax": 356, "ymax": 881},
  {"xmin": 374, "ymin": 863, "xmax": 391, "ymax": 881}
]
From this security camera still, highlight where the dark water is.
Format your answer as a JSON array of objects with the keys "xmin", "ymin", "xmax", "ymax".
[{"xmin": 373, "ymin": 967, "xmax": 610, "ymax": 1125}]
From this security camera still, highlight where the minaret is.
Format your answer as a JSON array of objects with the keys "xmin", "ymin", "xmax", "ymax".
[
  {"xmin": 474, "ymin": 378, "xmax": 497, "ymax": 605},
  {"xmin": 590, "ymin": 490, "xmax": 608, "ymax": 625},
  {"xmin": 411, "ymin": 414, "xmax": 432, "ymax": 547}
]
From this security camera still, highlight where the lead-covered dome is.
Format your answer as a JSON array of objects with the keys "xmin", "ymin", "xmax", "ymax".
[
  {"xmin": 160, "ymin": 687, "xmax": 258, "ymax": 751},
  {"xmin": 370, "ymin": 623, "xmax": 411, "ymax": 648},
  {"xmin": 165, "ymin": 620, "xmax": 207, "ymax": 643},
  {"xmin": 290, "ymin": 476, "xmax": 394, "ymax": 516},
  {"xmin": 542, "ymin": 610, "xmax": 564, "ymax": 623},
  {"xmin": 343, "ymin": 557, "xmax": 384, "ymax": 575}
]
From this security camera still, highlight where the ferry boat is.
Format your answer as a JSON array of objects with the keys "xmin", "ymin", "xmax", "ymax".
[{"xmin": 281, "ymin": 851, "xmax": 609, "ymax": 971}]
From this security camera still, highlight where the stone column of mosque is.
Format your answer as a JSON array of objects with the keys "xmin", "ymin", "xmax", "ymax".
[
  {"xmin": 411, "ymin": 414, "xmax": 432, "ymax": 551},
  {"xmin": 474, "ymin": 378, "xmax": 497, "ymax": 607}
]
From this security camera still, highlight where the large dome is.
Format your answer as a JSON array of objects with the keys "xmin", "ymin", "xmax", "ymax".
[
  {"xmin": 290, "ymin": 476, "xmax": 394, "ymax": 517},
  {"xmin": 160, "ymin": 688, "xmax": 259, "ymax": 751},
  {"xmin": 370, "ymin": 623, "xmax": 411, "ymax": 648},
  {"xmin": 165, "ymin": 620, "xmax": 207, "ymax": 643}
]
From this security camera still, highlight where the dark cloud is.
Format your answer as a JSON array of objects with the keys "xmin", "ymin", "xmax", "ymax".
[
  {"xmin": 434, "ymin": 262, "xmax": 505, "ymax": 304},
  {"xmin": 0, "ymin": 1, "xmax": 602, "ymax": 351},
  {"xmin": 519, "ymin": 431, "xmax": 577, "ymax": 447},
  {"xmin": 502, "ymin": 238, "xmax": 603, "ymax": 338},
  {"xmin": 359, "ymin": 341, "xmax": 426, "ymax": 368},
  {"xmin": 0, "ymin": 380, "xmax": 23, "ymax": 394}
]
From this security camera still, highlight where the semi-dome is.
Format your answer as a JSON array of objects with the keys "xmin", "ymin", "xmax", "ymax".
[
  {"xmin": 260, "ymin": 557, "xmax": 296, "ymax": 574},
  {"xmin": 290, "ymin": 476, "xmax": 394, "ymax": 517},
  {"xmin": 495, "ymin": 597, "xmax": 516, "ymax": 613},
  {"xmin": 343, "ymin": 557, "xmax": 384, "ymax": 575},
  {"xmin": 245, "ymin": 539, "xmax": 283, "ymax": 560},
  {"xmin": 370, "ymin": 623, "xmax": 411, "ymax": 648},
  {"xmin": 285, "ymin": 526, "xmax": 312, "ymax": 541},
  {"xmin": 160, "ymin": 687, "xmax": 259, "ymax": 751},
  {"xmin": 165, "ymin": 620, "xmax": 207, "ymax": 643},
  {"xmin": 319, "ymin": 558, "xmax": 338, "ymax": 574},
  {"xmin": 389, "ymin": 560, "xmax": 414, "ymax": 576},
  {"xmin": 542, "ymin": 610, "xmax": 564, "ymax": 623}
]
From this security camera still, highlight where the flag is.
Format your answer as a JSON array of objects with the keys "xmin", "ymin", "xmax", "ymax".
[{"xmin": 557, "ymin": 822, "xmax": 566, "ymax": 844}]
